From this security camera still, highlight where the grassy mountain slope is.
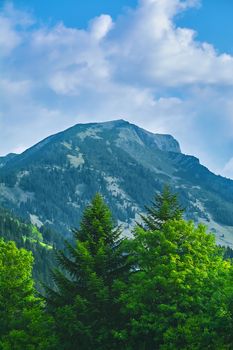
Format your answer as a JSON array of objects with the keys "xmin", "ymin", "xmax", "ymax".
[{"xmin": 0, "ymin": 206, "xmax": 60, "ymax": 289}]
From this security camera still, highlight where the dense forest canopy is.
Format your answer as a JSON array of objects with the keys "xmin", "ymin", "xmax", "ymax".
[{"xmin": 1, "ymin": 188, "xmax": 233, "ymax": 349}]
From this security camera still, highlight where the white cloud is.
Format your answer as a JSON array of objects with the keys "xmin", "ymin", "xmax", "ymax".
[
  {"xmin": 106, "ymin": 0, "xmax": 233, "ymax": 87},
  {"xmin": 1, "ymin": 0, "xmax": 233, "ymax": 178},
  {"xmin": 89, "ymin": 14, "xmax": 113, "ymax": 40},
  {"xmin": 0, "ymin": 16, "xmax": 21, "ymax": 55},
  {"xmin": 0, "ymin": 78, "xmax": 31, "ymax": 95},
  {"xmin": 0, "ymin": 2, "xmax": 34, "ymax": 56}
]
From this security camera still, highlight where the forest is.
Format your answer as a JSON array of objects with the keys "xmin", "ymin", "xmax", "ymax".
[{"xmin": 1, "ymin": 187, "xmax": 233, "ymax": 349}]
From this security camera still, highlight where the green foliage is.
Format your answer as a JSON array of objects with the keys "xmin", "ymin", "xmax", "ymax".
[
  {"xmin": 0, "ymin": 207, "xmax": 58, "ymax": 290},
  {"xmin": 0, "ymin": 239, "xmax": 57, "ymax": 350},
  {"xmin": 2, "ymin": 187, "xmax": 233, "ymax": 349},
  {"xmin": 140, "ymin": 185, "xmax": 184, "ymax": 230},
  {"xmin": 47, "ymin": 194, "xmax": 130, "ymax": 350},
  {"xmin": 120, "ymin": 220, "xmax": 232, "ymax": 349}
]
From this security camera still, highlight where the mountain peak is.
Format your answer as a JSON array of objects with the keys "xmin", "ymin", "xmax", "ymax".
[
  {"xmin": 1, "ymin": 119, "xmax": 233, "ymax": 247},
  {"xmin": 65, "ymin": 119, "xmax": 181, "ymax": 154}
]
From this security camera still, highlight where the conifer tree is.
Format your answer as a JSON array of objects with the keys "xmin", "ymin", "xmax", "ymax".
[
  {"xmin": 140, "ymin": 185, "xmax": 183, "ymax": 230},
  {"xmin": 47, "ymin": 193, "xmax": 130, "ymax": 350}
]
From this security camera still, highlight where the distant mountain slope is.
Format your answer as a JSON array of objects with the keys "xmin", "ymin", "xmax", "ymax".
[
  {"xmin": 0, "ymin": 153, "xmax": 17, "ymax": 167},
  {"xmin": 1, "ymin": 119, "xmax": 233, "ymax": 246},
  {"xmin": 0, "ymin": 206, "xmax": 60, "ymax": 289}
]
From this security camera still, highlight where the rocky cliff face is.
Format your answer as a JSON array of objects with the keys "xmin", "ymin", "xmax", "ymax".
[{"xmin": 1, "ymin": 119, "xmax": 233, "ymax": 246}]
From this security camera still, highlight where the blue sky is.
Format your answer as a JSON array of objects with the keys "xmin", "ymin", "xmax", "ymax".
[
  {"xmin": 11, "ymin": 0, "xmax": 233, "ymax": 54},
  {"xmin": 1, "ymin": 0, "xmax": 233, "ymax": 178},
  {"xmin": 13, "ymin": 0, "xmax": 138, "ymax": 27},
  {"xmin": 177, "ymin": 0, "xmax": 233, "ymax": 54}
]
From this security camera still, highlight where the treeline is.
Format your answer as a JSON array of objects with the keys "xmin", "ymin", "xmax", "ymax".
[{"xmin": 1, "ymin": 188, "xmax": 233, "ymax": 349}]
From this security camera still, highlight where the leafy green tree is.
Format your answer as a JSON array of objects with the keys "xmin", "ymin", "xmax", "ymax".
[
  {"xmin": 121, "ymin": 220, "xmax": 232, "ymax": 349},
  {"xmin": 0, "ymin": 238, "xmax": 57, "ymax": 350},
  {"xmin": 47, "ymin": 193, "xmax": 130, "ymax": 350},
  {"xmin": 0, "ymin": 206, "xmax": 59, "ymax": 291},
  {"xmin": 140, "ymin": 185, "xmax": 183, "ymax": 230}
]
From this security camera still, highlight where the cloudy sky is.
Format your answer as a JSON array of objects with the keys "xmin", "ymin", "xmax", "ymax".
[{"xmin": 1, "ymin": 0, "xmax": 233, "ymax": 178}]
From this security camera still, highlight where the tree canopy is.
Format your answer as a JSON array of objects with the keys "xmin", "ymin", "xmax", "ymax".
[
  {"xmin": 1, "ymin": 190, "xmax": 233, "ymax": 349},
  {"xmin": 120, "ymin": 220, "xmax": 232, "ymax": 349},
  {"xmin": 0, "ymin": 239, "xmax": 57, "ymax": 350},
  {"xmin": 140, "ymin": 185, "xmax": 184, "ymax": 230},
  {"xmin": 47, "ymin": 193, "xmax": 130, "ymax": 350}
]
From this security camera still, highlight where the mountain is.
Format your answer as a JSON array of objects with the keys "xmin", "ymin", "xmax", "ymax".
[
  {"xmin": 0, "ymin": 153, "xmax": 17, "ymax": 167},
  {"xmin": 1, "ymin": 119, "xmax": 233, "ymax": 246},
  {"xmin": 0, "ymin": 206, "xmax": 61, "ymax": 290}
]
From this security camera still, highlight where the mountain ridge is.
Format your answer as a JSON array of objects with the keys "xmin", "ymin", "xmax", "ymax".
[
  {"xmin": 1, "ymin": 119, "xmax": 233, "ymax": 247},
  {"xmin": 1, "ymin": 119, "xmax": 181, "ymax": 162}
]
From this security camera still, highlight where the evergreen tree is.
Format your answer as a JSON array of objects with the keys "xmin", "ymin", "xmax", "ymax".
[
  {"xmin": 140, "ymin": 185, "xmax": 183, "ymax": 230},
  {"xmin": 47, "ymin": 193, "xmax": 130, "ymax": 350}
]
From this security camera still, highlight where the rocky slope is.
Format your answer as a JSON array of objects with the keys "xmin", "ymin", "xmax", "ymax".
[{"xmin": 1, "ymin": 119, "xmax": 233, "ymax": 246}]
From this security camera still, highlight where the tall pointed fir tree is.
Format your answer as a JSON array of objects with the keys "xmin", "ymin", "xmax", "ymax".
[
  {"xmin": 46, "ymin": 193, "xmax": 130, "ymax": 350},
  {"xmin": 140, "ymin": 185, "xmax": 184, "ymax": 231}
]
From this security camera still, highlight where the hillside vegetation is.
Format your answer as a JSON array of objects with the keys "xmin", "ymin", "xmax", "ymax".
[
  {"xmin": 1, "ymin": 120, "xmax": 233, "ymax": 246},
  {"xmin": 1, "ymin": 189, "xmax": 233, "ymax": 349},
  {"xmin": 0, "ymin": 207, "xmax": 61, "ymax": 289}
]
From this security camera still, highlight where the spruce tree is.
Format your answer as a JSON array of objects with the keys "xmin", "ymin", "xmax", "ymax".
[
  {"xmin": 140, "ymin": 185, "xmax": 183, "ymax": 230},
  {"xmin": 47, "ymin": 193, "xmax": 130, "ymax": 350}
]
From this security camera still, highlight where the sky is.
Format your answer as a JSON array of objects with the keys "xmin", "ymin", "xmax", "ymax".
[{"xmin": 1, "ymin": 0, "xmax": 233, "ymax": 178}]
